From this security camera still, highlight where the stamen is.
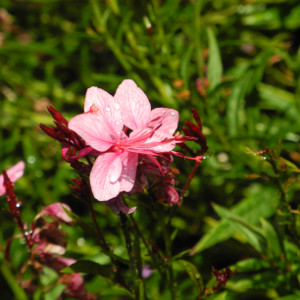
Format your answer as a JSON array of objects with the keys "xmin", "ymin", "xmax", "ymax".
[
  {"xmin": 146, "ymin": 155, "xmax": 165, "ymax": 175},
  {"xmin": 171, "ymin": 151, "xmax": 203, "ymax": 163}
]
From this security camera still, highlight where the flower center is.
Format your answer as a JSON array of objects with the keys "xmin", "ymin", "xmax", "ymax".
[{"xmin": 113, "ymin": 145, "xmax": 125, "ymax": 155}]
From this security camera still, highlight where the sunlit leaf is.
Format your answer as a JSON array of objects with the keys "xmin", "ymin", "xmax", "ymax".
[{"xmin": 178, "ymin": 259, "xmax": 204, "ymax": 295}]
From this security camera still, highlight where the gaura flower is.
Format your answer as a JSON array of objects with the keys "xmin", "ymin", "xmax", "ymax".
[
  {"xmin": 69, "ymin": 80, "xmax": 180, "ymax": 201},
  {"xmin": 0, "ymin": 161, "xmax": 25, "ymax": 196}
]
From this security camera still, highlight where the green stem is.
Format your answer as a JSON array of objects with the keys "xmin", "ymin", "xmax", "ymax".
[
  {"xmin": 268, "ymin": 155, "xmax": 300, "ymax": 248},
  {"xmin": 156, "ymin": 206, "xmax": 177, "ymax": 300},
  {"xmin": 1, "ymin": 261, "xmax": 28, "ymax": 300},
  {"xmin": 88, "ymin": 201, "xmax": 131, "ymax": 291},
  {"xmin": 129, "ymin": 213, "xmax": 165, "ymax": 277},
  {"xmin": 120, "ymin": 213, "xmax": 139, "ymax": 297}
]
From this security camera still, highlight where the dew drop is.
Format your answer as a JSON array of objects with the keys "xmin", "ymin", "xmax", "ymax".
[
  {"xmin": 77, "ymin": 238, "xmax": 85, "ymax": 246},
  {"xmin": 27, "ymin": 156, "xmax": 36, "ymax": 164},
  {"xmin": 171, "ymin": 112, "xmax": 176, "ymax": 117},
  {"xmin": 162, "ymin": 110, "xmax": 166, "ymax": 115},
  {"xmin": 110, "ymin": 172, "xmax": 119, "ymax": 183},
  {"xmin": 105, "ymin": 107, "xmax": 111, "ymax": 112},
  {"xmin": 114, "ymin": 103, "xmax": 120, "ymax": 110}
]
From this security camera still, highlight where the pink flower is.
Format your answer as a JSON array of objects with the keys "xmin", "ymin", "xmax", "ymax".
[
  {"xmin": 37, "ymin": 202, "xmax": 73, "ymax": 224},
  {"xmin": 0, "ymin": 161, "xmax": 25, "ymax": 196},
  {"xmin": 69, "ymin": 80, "xmax": 179, "ymax": 201}
]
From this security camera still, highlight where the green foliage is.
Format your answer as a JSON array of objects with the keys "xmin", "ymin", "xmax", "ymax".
[{"xmin": 1, "ymin": 0, "xmax": 300, "ymax": 298}]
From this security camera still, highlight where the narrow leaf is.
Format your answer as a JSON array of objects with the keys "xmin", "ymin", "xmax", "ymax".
[
  {"xmin": 178, "ymin": 259, "xmax": 204, "ymax": 295},
  {"xmin": 207, "ymin": 27, "xmax": 223, "ymax": 92}
]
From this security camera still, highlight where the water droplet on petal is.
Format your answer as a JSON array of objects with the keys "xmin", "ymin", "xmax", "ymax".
[
  {"xmin": 162, "ymin": 110, "xmax": 166, "ymax": 115},
  {"xmin": 171, "ymin": 112, "xmax": 176, "ymax": 117},
  {"xmin": 110, "ymin": 172, "xmax": 120, "ymax": 183},
  {"xmin": 106, "ymin": 107, "xmax": 111, "ymax": 112},
  {"xmin": 114, "ymin": 103, "xmax": 120, "ymax": 110}
]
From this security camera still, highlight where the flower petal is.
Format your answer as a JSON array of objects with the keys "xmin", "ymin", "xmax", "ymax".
[
  {"xmin": 114, "ymin": 80, "xmax": 151, "ymax": 130},
  {"xmin": 84, "ymin": 87, "xmax": 123, "ymax": 136},
  {"xmin": 149, "ymin": 108, "xmax": 178, "ymax": 136},
  {"xmin": 145, "ymin": 108, "xmax": 179, "ymax": 152},
  {"xmin": 105, "ymin": 195, "xmax": 136, "ymax": 214},
  {"xmin": 7, "ymin": 160, "xmax": 25, "ymax": 182},
  {"xmin": 41, "ymin": 202, "xmax": 73, "ymax": 223},
  {"xmin": 119, "ymin": 152, "xmax": 138, "ymax": 192},
  {"xmin": 90, "ymin": 153, "xmax": 122, "ymax": 201},
  {"xmin": 0, "ymin": 161, "xmax": 25, "ymax": 196},
  {"xmin": 69, "ymin": 113, "xmax": 116, "ymax": 152}
]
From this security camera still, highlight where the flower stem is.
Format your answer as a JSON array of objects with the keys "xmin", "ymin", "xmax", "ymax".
[
  {"xmin": 155, "ymin": 206, "xmax": 177, "ymax": 299},
  {"xmin": 120, "ymin": 213, "xmax": 140, "ymax": 297}
]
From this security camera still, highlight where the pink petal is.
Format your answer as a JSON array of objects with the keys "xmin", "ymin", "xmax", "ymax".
[
  {"xmin": 84, "ymin": 87, "xmax": 123, "ymax": 135},
  {"xmin": 69, "ymin": 113, "xmax": 116, "ymax": 152},
  {"xmin": 105, "ymin": 195, "xmax": 136, "ymax": 214},
  {"xmin": 165, "ymin": 186, "xmax": 180, "ymax": 206},
  {"xmin": 119, "ymin": 152, "xmax": 138, "ymax": 192},
  {"xmin": 149, "ymin": 108, "xmax": 178, "ymax": 136},
  {"xmin": 42, "ymin": 202, "xmax": 73, "ymax": 223},
  {"xmin": 55, "ymin": 256, "xmax": 76, "ymax": 267},
  {"xmin": 142, "ymin": 265, "xmax": 155, "ymax": 278},
  {"xmin": 0, "ymin": 161, "xmax": 25, "ymax": 196},
  {"xmin": 90, "ymin": 153, "xmax": 123, "ymax": 201},
  {"xmin": 144, "ymin": 108, "xmax": 179, "ymax": 152},
  {"xmin": 114, "ymin": 80, "xmax": 151, "ymax": 130},
  {"xmin": 84, "ymin": 87, "xmax": 111, "ymax": 112},
  {"xmin": 69, "ymin": 273, "xmax": 85, "ymax": 291}
]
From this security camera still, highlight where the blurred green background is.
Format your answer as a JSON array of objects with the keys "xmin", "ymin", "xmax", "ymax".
[{"xmin": 1, "ymin": 0, "xmax": 300, "ymax": 299}]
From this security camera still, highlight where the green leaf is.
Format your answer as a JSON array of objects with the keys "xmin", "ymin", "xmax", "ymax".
[
  {"xmin": 227, "ymin": 271, "xmax": 286, "ymax": 292},
  {"xmin": 234, "ymin": 258, "xmax": 271, "ymax": 273},
  {"xmin": 180, "ymin": 44, "xmax": 194, "ymax": 87},
  {"xmin": 178, "ymin": 259, "xmax": 204, "ymax": 295},
  {"xmin": 99, "ymin": 285, "xmax": 133, "ymax": 297},
  {"xmin": 191, "ymin": 185, "xmax": 278, "ymax": 254},
  {"xmin": 242, "ymin": 8, "xmax": 281, "ymax": 30},
  {"xmin": 40, "ymin": 267, "xmax": 58, "ymax": 286},
  {"xmin": 284, "ymin": 5, "xmax": 300, "ymax": 29},
  {"xmin": 61, "ymin": 260, "xmax": 114, "ymax": 279},
  {"xmin": 190, "ymin": 220, "xmax": 235, "ymax": 255},
  {"xmin": 260, "ymin": 218, "xmax": 282, "ymax": 259},
  {"xmin": 278, "ymin": 295, "xmax": 300, "ymax": 300},
  {"xmin": 213, "ymin": 204, "xmax": 267, "ymax": 253},
  {"xmin": 138, "ymin": 279, "xmax": 145, "ymax": 300},
  {"xmin": 258, "ymin": 83, "xmax": 299, "ymax": 121},
  {"xmin": 207, "ymin": 27, "xmax": 223, "ymax": 92},
  {"xmin": 209, "ymin": 291, "xmax": 229, "ymax": 300},
  {"xmin": 226, "ymin": 51, "xmax": 272, "ymax": 136},
  {"xmin": 0, "ymin": 262, "xmax": 28, "ymax": 300},
  {"xmin": 44, "ymin": 284, "xmax": 65, "ymax": 300}
]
